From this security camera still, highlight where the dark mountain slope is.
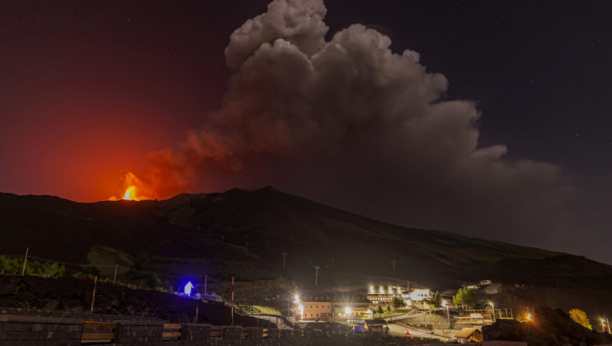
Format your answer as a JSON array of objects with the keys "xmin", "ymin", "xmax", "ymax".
[{"xmin": 0, "ymin": 187, "xmax": 608, "ymax": 288}]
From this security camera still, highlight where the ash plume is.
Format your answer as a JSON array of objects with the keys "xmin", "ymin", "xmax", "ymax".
[{"xmin": 138, "ymin": 0, "xmax": 573, "ymax": 246}]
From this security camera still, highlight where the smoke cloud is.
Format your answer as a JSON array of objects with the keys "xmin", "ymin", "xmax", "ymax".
[{"xmin": 138, "ymin": 0, "xmax": 573, "ymax": 246}]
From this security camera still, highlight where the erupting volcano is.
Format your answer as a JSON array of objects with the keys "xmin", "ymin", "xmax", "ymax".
[{"xmin": 109, "ymin": 172, "xmax": 151, "ymax": 201}]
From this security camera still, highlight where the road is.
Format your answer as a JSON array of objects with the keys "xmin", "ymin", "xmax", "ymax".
[
  {"xmin": 253, "ymin": 315, "xmax": 293, "ymax": 329},
  {"xmin": 386, "ymin": 322, "xmax": 450, "ymax": 341}
]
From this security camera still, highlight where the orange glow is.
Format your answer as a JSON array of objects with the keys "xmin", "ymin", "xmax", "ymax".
[{"xmin": 109, "ymin": 172, "xmax": 151, "ymax": 201}]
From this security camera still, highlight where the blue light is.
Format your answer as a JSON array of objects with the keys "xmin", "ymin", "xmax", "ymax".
[{"xmin": 184, "ymin": 281, "xmax": 194, "ymax": 296}]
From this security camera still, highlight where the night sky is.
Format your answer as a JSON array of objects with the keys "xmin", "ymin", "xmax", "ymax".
[{"xmin": 1, "ymin": 1, "xmax": 612, "ymax": 262}]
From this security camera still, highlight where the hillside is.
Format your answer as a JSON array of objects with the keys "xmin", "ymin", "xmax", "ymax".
[{"xmin": 0, "ymin": 187, "xmax": 609, "ymax": 290}]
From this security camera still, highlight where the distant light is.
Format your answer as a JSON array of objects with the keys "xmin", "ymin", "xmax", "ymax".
[
  {"xmin": 184, "ymin": 281, "xmax": 194, "ymax": 296},
  {"xmin": 527, "ymin": 313, "xmax": 532, "ymax": 321},
  {"xmin": 298, "ymin": 305, "xmax": 304, "ymax": 314},
  {"xmin": 294, "ymin": 295, "xmax": 299, "ymax": 303},
  {"xmin": 490, "ymin": 302, "xmax": 494, "ymax": 308},
  {"xmin": 442, "ymin": 300, "xmax": 447, "ymax": 307},
  {"xmin": 379, "ymin": 286, "xmax": 384, "ymax": 294},
  {"xmin": 370, "ymin": 286, "xmax": 374, "ymax": 293},
  {"xmin": 345, "ymin": 307, "xmax": 352, "ymax": 315}
]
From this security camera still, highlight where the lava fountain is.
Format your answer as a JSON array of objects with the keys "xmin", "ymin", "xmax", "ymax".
[{"xmin": 109, "ymin": 172, "xmax": 150, "ymax": 201}]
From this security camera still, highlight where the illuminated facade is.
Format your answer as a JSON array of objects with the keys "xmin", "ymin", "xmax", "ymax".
[
  {"xmin": 366, "ymin": 285, "xmax": 405, "ymax": 304},
  {"xmin": 298, "ymin": 294, "xmax": 333, "ymax": 321},
  {"xmin": 410, "ymin": 289, "xmax": 431, "ymax": 301},
  {"xmin": 365, "ymin": 285, "xmax": 431, "ymax": 304}
]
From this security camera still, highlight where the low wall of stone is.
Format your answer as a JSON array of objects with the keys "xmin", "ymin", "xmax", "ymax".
[
  {"xmin": 0, "ymin": 314, "xmax": 444, "ymax": 345},
  {"xmin": 0, "ymin": 314, "xmax": 83, "ymax": 346}
]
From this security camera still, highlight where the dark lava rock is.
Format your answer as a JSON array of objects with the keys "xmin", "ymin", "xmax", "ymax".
[
  {"xmin": 42, "ymin": 299, "xmax": 59, "ymax": 311},
  {"xmin": 0, "ymin": 282, "xmax": 18, "ymax": 295},
  {"xmin": 0, "ymin": 275, "xmax": 262, "ymax": 326},
  {"xmin": 483, "ymin": 306, "xmax": 612, "ymax": 346}
]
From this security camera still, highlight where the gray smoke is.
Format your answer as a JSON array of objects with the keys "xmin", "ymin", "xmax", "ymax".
[{"xmin": 143, "ymin": 0, "xmax": 574, "ymax": 248}]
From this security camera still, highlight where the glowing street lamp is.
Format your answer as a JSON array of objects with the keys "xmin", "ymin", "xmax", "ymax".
[
  {"xmin": 526, "ymin": 313, "xmax": 532, "ymax": 322},
  {"xmin": 345, "ymin": 307, "xmax": 352, "ymax": 316},
  {"xmin": 294, "ymin": 295, "xmax": 300, "ymax": 304},
  {"xmin": 298, "ymin": 305, "xmax": 304, "ymax": 320},
  {"xmin": 602, "ymin": 319, "xmax": 607, "ymax": 333}
]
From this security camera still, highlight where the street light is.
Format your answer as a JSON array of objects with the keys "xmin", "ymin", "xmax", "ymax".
[
  {"xmin": 602, "ymin": 319, "xmax": 607, "ymax": 333},
  {"xmin": 298, "ymin": 305, "xmax": 304, "ymax": 320}
]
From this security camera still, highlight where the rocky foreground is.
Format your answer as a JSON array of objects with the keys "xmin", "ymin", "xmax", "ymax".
[
  {"xmin": 484, "ymin": 306, "xmax": 612, "ymax": 346},
  {"xmin": 0, "ymin": 275, "xmax": 262, "ymax": 326}
]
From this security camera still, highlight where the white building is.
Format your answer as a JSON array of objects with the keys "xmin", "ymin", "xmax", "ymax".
[{"xmin": 409, "ymin": 289, "xmax": 431, "ymax": 301}]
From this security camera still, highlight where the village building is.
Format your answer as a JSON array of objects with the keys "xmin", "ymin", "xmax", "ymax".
[
  {"xmin": 366, "ymin": 285, "xmax": 405, "ymax": 304},
  {"xmin": 299, "ymin": 293, "xmax": 333, "ymax": 321},
  {"xmin": 455, "ymin": 327, "xmax": 483, "ymax": 344},
  {"xmin": 331, "ymin": 293, "xmax": 371, "ymax": 320},
  {"xmin": 363, "ymin": 319, "xmax": 387, "ymax": 333},
  {"xmin": 365, "ymin": 285, "xmax": 431, "ymax": 307},
  {"xmin": 409, "ymin": 288, "xmax": 431, "ymax": 301}
]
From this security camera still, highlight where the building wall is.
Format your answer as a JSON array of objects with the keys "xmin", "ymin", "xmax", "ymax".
[
  {"xmin": 302, "ymin": 301, "xmax": 333, "ymax": 320},
  {"xmin": 332, "ymin": 303, "xmax": 371, "ymax": 318},
  {"xmin": 410, "ymin": 289, "xmax": 431, "ymax": 301}
]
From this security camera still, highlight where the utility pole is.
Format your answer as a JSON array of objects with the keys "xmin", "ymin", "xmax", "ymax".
[
  {"xmin": 392, "ymin": 260, "xmax": 397, "ymax": 271},
  {"xmin": 282, "ymin": 253, "xmax": 288, "ymax": 269},
  {"xmin": 231, "ymin": 277, "xmax": 235, "ymax": 326},
  {"xmin": 113, "ymin": 264, "xmax": 118, "ymax": 284},
  {"xmin": 21, "ymin": 248, "xmax": 29, "ymax": 276},
  {"xmin": 90, "ymin": 276, "xmax": 97, "ymax": 313},
  {"xmin": 314, "ymin": 266, "xmax": 320, "ymax": 286}
]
